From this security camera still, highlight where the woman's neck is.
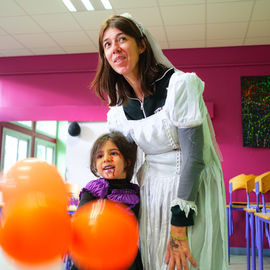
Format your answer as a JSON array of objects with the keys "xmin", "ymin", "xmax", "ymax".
[{"xmin": 124, "ymin": 73, "xmax": 144, "ymax": 101}]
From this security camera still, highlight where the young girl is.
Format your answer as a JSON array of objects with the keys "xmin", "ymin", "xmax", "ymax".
[{"xmin": 71, "ymin": 131, "xmax": 143, "ymax": 270}]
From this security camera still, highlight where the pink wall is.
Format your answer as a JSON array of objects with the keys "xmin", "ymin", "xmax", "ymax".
[
  {"xmin": 1, "ymin": 45, "xmax": 270, "ymax": 248},
  {"xmin": 0, "ymin": 53, "xmax": 109, "ymax": 121}
]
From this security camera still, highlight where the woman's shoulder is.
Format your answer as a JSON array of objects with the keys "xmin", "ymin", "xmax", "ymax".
[
  {"xmin": 107, "ymin": 106, "xmax": 133, "ymax": 140},
  {"xmin": 107, "ymin": 105, "xmax": 126, "ymax": 124},
  {"xmin": 107, "ymin": 105, "xmax": 123, "ymax": 114},
  {"xmin": 169, "ymin": 70, "xmax": 204, "ymax": 92},
  {"xmin": 164, "ymin": 69, "xmax": 207, "ymax": 128}
]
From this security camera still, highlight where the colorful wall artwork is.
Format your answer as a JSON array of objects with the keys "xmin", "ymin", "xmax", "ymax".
[{"xmin": 241, "ymin": 76, "xmax": 270, "ymax": 148}]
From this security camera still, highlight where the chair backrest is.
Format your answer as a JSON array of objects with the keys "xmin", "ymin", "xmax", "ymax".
[
  {"xmin": 255, "ymin": 171, "xmax": 270, "ymax": 213},
  {"xmin": 66, "ymin": 183, "xmax": 81, "ymax": 207},
  {"xmin": 229, "ymin": 174, "xmax": 256, "ymax": 207}
]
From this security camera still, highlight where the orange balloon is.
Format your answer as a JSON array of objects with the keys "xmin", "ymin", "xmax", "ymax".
[
  {"xmin": 0, "ymin": 193, "xmax": 71, "ymax": 264},
  {"xmin": 69, "ymin": 199, "xmax": 139, "ymax": 270},
  {"xmin": 1, "ymin": 158, "xmax": 68, "ymax": 212}
]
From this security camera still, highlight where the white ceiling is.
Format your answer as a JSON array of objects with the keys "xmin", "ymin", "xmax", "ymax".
[{"xmin": 0, "ymin": 0, "xmax": 270, "ymax": 57}]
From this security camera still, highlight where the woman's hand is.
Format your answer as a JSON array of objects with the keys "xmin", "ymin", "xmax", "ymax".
[{"xmin": 165, "ymin": 225, "xmax": 198, "ymax": 270}]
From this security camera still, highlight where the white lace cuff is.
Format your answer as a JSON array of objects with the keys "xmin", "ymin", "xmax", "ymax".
[{"xmin": 171, "ymin": 198, "xmax": 198, "ymax": 218}]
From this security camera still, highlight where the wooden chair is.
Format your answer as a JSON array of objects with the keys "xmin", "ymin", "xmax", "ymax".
[
  {"xmin": 254, "ymin": 171, "xmax": 270, "ymax": 270},
  {"xmin": 227, "ymin": 174, "xmax": 256, "ymax": 263}
]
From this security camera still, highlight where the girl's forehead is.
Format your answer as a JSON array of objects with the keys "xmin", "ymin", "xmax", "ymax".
[{"xmin": 98, "ymin": 139, "xmax": 118, "ymax": 151}]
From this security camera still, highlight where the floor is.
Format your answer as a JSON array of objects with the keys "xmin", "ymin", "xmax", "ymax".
[
  {"xmin": 0, "ymin": 248, "xmax": 63, "ymax": 270},
  {"xmin": 2, "ymin": 249, "xmax": 270, "ymax": 269},
  {"xmin": 230, "ymin": 254, "xmax": 270, "ymax": 270}
]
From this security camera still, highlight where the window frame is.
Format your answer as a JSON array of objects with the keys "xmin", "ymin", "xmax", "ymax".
[{"xmin": 35, "ymin": 137, "xmax": 56, "ymax": 164}]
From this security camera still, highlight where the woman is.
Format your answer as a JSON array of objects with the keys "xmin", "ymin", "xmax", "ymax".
[{"xmin": 91, "ymin": 14, "xmax": 228, "ymax": 270}]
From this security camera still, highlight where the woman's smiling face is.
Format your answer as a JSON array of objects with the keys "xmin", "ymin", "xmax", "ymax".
[
  {"xmin": 95, "ymin": 139, "xmax": 127, "ymax": 180},
  {"xmin": 103, "ymin": 27, "xmax": 145, "ymax": 80}
]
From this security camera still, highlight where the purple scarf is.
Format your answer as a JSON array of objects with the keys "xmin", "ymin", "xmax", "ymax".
[{"xmin": 80, "ymin": 178, "xmax": 140, "ymax": 209}]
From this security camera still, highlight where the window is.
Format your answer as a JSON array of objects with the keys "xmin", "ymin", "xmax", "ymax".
[
  {"xmin": 36, "ymin": 121, "xmax": 57, "ymax": 138},
  {"xmin": 35, "ymin": 138, "xmax": 56, "ymax": 165},
  {"xmin": 0, "ymin": 122, "xmax": 57, "ymax": 173},
  {"xmin": 1, "ymin": 128, "xmax": 31, "ymax": 173}
]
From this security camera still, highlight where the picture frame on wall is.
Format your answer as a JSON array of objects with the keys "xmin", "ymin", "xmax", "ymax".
[{"xmin": 241, "ymin": 76, "xmax": 270, "ymax": 148}]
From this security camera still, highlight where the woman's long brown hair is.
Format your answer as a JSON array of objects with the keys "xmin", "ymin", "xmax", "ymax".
[{"xmin": 91, "ymin": 15, "xmax": 167, "ymax": 106}]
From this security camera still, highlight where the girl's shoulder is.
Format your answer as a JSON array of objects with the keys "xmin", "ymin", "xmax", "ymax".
[
  {"xmin": 107, "ymin": 182, "xmax": 140, "ymax": 206},
  {"xmin": 80, "ymin": 178, "xmax": 109, "ymax": 199}
]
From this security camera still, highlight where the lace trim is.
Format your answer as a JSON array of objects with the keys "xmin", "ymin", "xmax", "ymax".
[{"xmin": 171, "ymin": 198, "xmax": 198, "ymax": 217}]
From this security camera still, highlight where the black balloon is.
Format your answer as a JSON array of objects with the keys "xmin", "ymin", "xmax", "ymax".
[{"xmin": 68, "ymin": 122, "xmax": 81, "ymax": 136}]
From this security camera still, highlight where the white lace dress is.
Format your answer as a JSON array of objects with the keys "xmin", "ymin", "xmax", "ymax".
[{"xmin": 107, "ymin": 70, "xmax": 228, "ymax": 270}]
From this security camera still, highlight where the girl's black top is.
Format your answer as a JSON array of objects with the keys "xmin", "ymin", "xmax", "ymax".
[{"xmin": 70, "ymin": 178, "xmax": 143, "ymax": 270}]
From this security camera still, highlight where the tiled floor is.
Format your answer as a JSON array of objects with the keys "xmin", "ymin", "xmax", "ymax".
[{"xmin": 230, "ymin": 254, "xmax": 270, "ymax": 270}]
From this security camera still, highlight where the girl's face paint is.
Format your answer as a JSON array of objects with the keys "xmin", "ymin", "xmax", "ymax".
[{"xmin": 95, "ymin": 140, "xmax": 127, "ymax": 180}]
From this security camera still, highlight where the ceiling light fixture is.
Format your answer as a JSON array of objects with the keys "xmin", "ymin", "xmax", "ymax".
[
  {"xmin": 80, "ymin": 0, "xmax": 94, "ymax": 11},
  {"xmin": 100, "ymin": 0, "xmax": 112, "ymax": 9},
  {"xmin": 62, "ymin": 0, "xmax": 77, "ymax": 12}
]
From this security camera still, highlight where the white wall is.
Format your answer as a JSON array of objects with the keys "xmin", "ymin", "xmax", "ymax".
[{"xmin": 65, "ymin": 121, "xmax": 108, "ymax": 188}]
